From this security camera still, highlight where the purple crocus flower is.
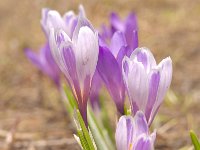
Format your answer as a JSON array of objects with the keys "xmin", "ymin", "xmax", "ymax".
[
  {"xmin": 49, "ymin": 9, "xmax": 99, "ymax": 125},
  {"xmin": 89, "ymin": 71, "xmax": 102, "ymax": 110},
  {"xmin": 122, "ymin": 47, "xmax": 173, "ymax": 125},
  {"xmin": 97, "ymin": 30, "xmax": 138, "ymax": 114},
  {"xmin": 25, "ymin": 43, "xmax": 60, "ymax": 88},
  {"xmin": 97, "ymin": 32, "xmax": 127, "ymax": 114},
  {"xmin": 101, "ymin": 12, "xmax": 138, "ymax": 49},
  {"xmin": 115, "ymin": 111, "xmax": 156, "ymax": 150}
]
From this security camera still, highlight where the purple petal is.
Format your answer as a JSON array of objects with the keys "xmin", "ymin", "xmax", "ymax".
[
  {"xmin": 110, "ymin": 31, "xmax": 127, "ymax": 57},
  {"xmin": 25, "ymin": 48, "xmax": 43, "ymax": 70},
  {"xmin": 42, "ymin": 43, "xmax": 60, "ymax": 87},
  {"xmin": 110, "ymin": 12, "xmax": 124, "ymax": 32},
  {"xmin": 72, "ymin": 10, "xmax": 95, "ymax": 42},
  {"xmin": 130, "ymin": 47, "xmax": 156, "ymax": 73},
  {"xmin": 100, "ymin": 24, "xmax": 112, "ymax": 42},
  {"xmin": 131, "ymin": 30, "xmax": 138, "ymax": 50},
  {"xmin": 63, "ymin": 11, "xmax": 78, "ymax": 38},
  {"xmin": 98, "ymin": 34, "xmax": 108, "ymax": 48},
  {"xmin": 122, "ymin": 57, "xmax": 148, "ymax": 114},
  {"xmin": 149, "ymin": 57, "xmax": 172, "ymax": 125},
  {"xmin": 124, "ymin": 13, "xmax": 138, "ymax": 49},
  {"xmin": 134, "ymin": 136, "xmax": 153, "ymax": 150},
  {"xmin": 145, "ymin": 70, "xmax": 160, "ymax": 123},
  {"xmin": 116, "ymin": 116, "xmax": 133, "ymax": 150},
  {"xmin": 90, "ymin": 71, "xmax": 102, "ymax": 110},
  {"xmin": 97, "ymin": 46, "xmax": 125, "ymax": 114},
  {"xmin": 134, "ymin": 111, "xmax": 148, "ymax": 136},
  {"xmin": 116, "ymin": 46, "xmax": 130, "ymax": 71}
]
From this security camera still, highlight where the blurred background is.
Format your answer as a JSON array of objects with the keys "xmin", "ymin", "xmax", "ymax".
[{"xmin": 0, "ymin": 0, "xmax": 200, "ymax": 149}]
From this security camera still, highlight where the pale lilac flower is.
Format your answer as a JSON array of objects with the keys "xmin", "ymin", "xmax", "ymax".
[
  {"xmin": 101, "ymin": 12, "xmax": 138, "ymax": 49},
  {"xmin": 41, "ymin": 8, "xmax": 78, "ymax": 38},
  {"xmin": 115, "ymin": 111, "xmax": 156, "ymax": 150},
  {"xmin": 25, "ymin": 7, "xmax": 79, "ymax": 89},
  {"xmin": 122, "ymin": 47, "xmax": 172, "ymax": 125},
  {"xmin": 25, "ymin": 43, "xmax": 60, "ymax": 88},
  {"xmin": 49, "ymin": 8, "xmax": 99, "ymax": 125}
]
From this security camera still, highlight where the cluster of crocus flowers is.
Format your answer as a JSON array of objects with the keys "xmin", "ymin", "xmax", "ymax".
[
  {"xmin": 115, "ymin": 47, "xmax": 172, "ymax": 150},
  {"xmin": 26, "ymin": 5, "xmax": 173, "ymax": 150},
  {"xmin": 122, "ymin": 48, "xmax": 172, "ymax": 125}
]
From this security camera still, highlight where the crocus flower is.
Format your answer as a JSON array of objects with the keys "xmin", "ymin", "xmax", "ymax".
[
  {"xmin": 122, "ymin": 47, "xmax": 172, "ymax": 125},
  {"xmin": 49, "ymin": 8, "xmax": 99, "ymax": 125},
  {"xmin": 25, "ymin": 43, "xmax": 60, "ymax": 88},
  {"xmin": 101, "ymin": 12, "xmax": 138, "ymax": 49},
  {"xmin": 97, "ymin": 30, "xmax": 138, "ymax": 114},
  {"xmin": 97, "ymin": 32, "xmax": 127, "ymax": 114},
  {"xmin": 115, "ymin": 111, "xmax": 156, "ymax": 150},
  {"xmin": 89, "ymin": 71, "xmax": 102, "ymax": 110},
  {"xmin": 41, "ymin": 7, "xmax": 78, "ymax": 38},
  {"xmin": 25, "ymin": 7, "xmax": 79, "ymax": 89}
]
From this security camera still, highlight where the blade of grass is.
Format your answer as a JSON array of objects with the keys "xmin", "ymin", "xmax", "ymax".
[
  {"xmin": 76, "ymin": 109, "xmax": 96, "ymax": 150},
  {"xmin": 88, "ymin": 107, "xmax": 115, "ymax": 150},
  {"xmin": 190, "ymin": 130, "xmax": 200, "ymax": 150}
]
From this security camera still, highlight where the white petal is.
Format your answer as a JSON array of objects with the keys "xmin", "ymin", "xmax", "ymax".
[
  {"xmin": 130, "ymin": 47, "xmax": 156, "ymax": 73},
  {"xmin": 47, "ymin": 10, "xmax": 67, "ymax": 35},
  {"xmin": 74, "ymin": 26, "xmax": 99, "ymax": 89},
  {"xmin": 40, "ymin": 8, "xmax": 50, "ymax": 36},
  {"xmin": 126, "ymin": 58, "xmax": 149, "ymax": 112},
  {"xmin": 115, "ymin": 116, "xmax": 133, "ymax": 150},
  {"xmin": 49, "ymin": 28, "xmax": 72, "ymax": 81}
]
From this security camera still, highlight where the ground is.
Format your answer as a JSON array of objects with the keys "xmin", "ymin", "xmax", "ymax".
[{"xmin": 0, "ymin": 0, "xmax": 200, "ymax": 149}]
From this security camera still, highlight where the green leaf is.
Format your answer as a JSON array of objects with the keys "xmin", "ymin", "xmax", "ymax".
[
  {"xmin": 88, "ymin": 106, "xmax": 115, "ymax": 150},
  {"xmin": 75, "ymin": 109, "xmax": 96, "ymax": 150},
  {"xmin": 62, "ymin": 85, "xmax": 78, "ymax": 115},
  {"xmin": 98, "ymin": 94, "xmax": 115, "ymax": 143},
  {"xmin": 77, "ymin": 129, "xmax": 90, "ymax": 150},
  {"xmin": 190, "ymin": 130, "xmax": 200, "ymax": 150}
]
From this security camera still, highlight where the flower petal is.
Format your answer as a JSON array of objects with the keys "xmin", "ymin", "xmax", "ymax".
[
  {"xmin": 40, "ymin": 8, "xmax": 50, "ymax": 36},
  {"xmin": 122, "ymin": 56, "xmax": 149, "ymax": 114},
  {"xmin": 63, "ymin": 11, "xmax": 77, "ymax": 38},
  {"xmin": 149, "ymin": 57, "xmax": 172, "ymax": 125},
  {"xmin": 110, "ymin": 31, "xmax": 127, "ymax": 57},
  {"xmin": 130, "ymin": 47, "xmax": 156, "ymax": 74},
  {"xmin": 133, "ymin": 111, "xmax": 148, "ymax": 136},
  {"xmin": 115, "ymin": 116, "xmax": 133, "ymax": 150},
  {"xmin": 110, "ymin": 12, "xmax": 124, "ymax": 32},
  {"xmin": 46, "ymin": 10, "xmax": 67, "ymax": 35},
  {"xmin": 25, "ymin": 48, "xmax": 43, "ymax": 70},
  {"xmin": 90, "ymin": 71, "xmax": 101, "ymax": 110},
  {"xmin": 124, "ymin": 13, "xmax": 138, "ymax": 49},
  {"xmin": 97, "ymin": 46, "xmax": 125, "ymax": 113},
  {"xmin": 145, "ymin": 69, "xmax": 160, "ymax": 122},
  {"xmin": 134, "ymin": 135, "xmax": 154, "ymax": 150},
  {"xmin": 72, "ymin": 10, "xmax": 94, "ymax": 42},
  {"xmin": 74, "ymin": 26, "xmax": 99, "ymax": 90}
]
